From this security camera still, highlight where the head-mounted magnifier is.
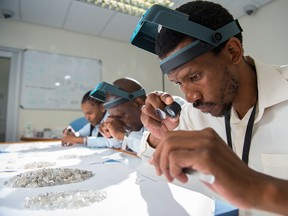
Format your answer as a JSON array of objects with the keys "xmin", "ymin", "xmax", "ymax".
[
  {"xmin": 130, "ymin": 4, "xmax": 242, "ymax": 74},
  {"xmin": 90, "ymin": 81, "xmax": 146, "ymax": 110}
]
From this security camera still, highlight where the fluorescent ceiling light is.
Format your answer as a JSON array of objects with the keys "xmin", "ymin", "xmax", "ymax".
[
  {"xmin": 64, "ymin": 75, "xmax": 71, "ymax": 80},
  {"xmin": 78, "ymin": 0, "xmax": 174, "ymax": 17}
]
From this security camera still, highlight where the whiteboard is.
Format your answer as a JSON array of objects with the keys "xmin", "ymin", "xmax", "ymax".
[{"xmin": 20, "ymin": 50, "xmax": 101, "ymax": 110}]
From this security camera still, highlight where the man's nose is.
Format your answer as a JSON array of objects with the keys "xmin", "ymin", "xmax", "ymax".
[{"xmin": 182, "ymin": 86, "xmax": 201, "ymax": 104}]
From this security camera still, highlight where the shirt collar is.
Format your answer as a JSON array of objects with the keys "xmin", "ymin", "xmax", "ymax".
[{"xmin": 245, "ymin": 56, "xmax": 288, "ymax": 122}]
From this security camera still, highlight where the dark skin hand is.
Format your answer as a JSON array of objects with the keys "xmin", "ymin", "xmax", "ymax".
[
  {"xmin": 99, "ymin": 116, "xmax": 126, "ymax": 141},
  {"xmin": 150, "ymin": 128, "xmax": 288, "ymax": 214},
  {"xmin": 61, "ymin": 128, "xmax": 84, "ymax": 146},
  {"xmin": 140, "ymin": 91, "xmax": 180, "ymax": 147},
  {"xmin": 98, "ymin": 121, "xmax": 113, "ymax": 139}
]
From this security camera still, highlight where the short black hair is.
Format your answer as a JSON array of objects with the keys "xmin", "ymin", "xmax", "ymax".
[
  {"xmin": 155, "ymin": 0, "xmax": 243, "ymax": 58},
  {"xmin": 82, "ymin": 90, "xmax": 102, "ymax": 105}
]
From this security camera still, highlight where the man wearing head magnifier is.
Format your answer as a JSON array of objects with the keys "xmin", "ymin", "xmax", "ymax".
[
  {"xmin": 90, "ymin": 78, "xmax": 147, "ymax": 154},
  {"xmin": 91, "ymin": 78, "xmax": 184, "ymax": 154},
  {"xmin": 131, "ymin": 1, "xmax": 288, "ymax": 215}
]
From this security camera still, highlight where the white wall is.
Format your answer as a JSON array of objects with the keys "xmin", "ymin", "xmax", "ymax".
[
  {"xmin": 240, "ymin": 0, "xmax": 288, "ymax": 65},
  {"xmin": 0, "ymin": 0, "xmax": 287, "ymax": 140},
  {"xmin": 0, "ymin": 18, "xmax": 162, "ymax": 139}
]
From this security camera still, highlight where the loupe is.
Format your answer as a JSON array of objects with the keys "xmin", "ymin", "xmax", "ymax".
[
  {"xmin": 156, "ymin": 101, "xmax": 182, "ymax": 119},
  {"xmin": 164, "ymin": 101, "xmax": 182, "ymax": 118}
]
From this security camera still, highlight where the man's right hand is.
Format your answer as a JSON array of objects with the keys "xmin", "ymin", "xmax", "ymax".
[
  {"xmin": 102, "ymin": 117, "xmax": 126, "ymax": 141},
  {"xmin": 141, "ymin": 91, "xmax": 180, "ymax": 147}
]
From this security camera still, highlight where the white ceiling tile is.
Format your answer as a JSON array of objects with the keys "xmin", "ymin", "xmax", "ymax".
[
  {"xmin": 0, "ymin": 0, "xmax": 20, "ymax": 20},
  {"xmin": 20, "ymin": 14, "xmax": 64, "ymax": 28},
  {"xmin": 20, "ymin": 0, "xmax": 71, "ymax": 27},
  {"xmin": 64, "ymin": 1, "xmax": 115, "ymax": 36},
  {"xmin": 252, "ymin": 0, "xmax": 273, "ymax": 6},
  {"xmin": 0, "ymin": 0, "xmax": 275, "ymax": 43},
  {"xmin": 225, "ymin": 0, "xmax": 261, "ymax": 18},
  {"xmin": 171, "ymin": 0, "xmax": 188, "ymax": 9},
  {"xmin": 208, "ymin": 0, "xmax": 234, "ymax": 4},
  {"xmin": 100, "ymin": 12, "xmax": 140, "ymax": 42},
  {"xmin": 0, "ymin": 0, "xmax": 19, "ymax": 10},
  {"xmin": 20, "ymin": 0, "xmax": 71, "ymax": 16}
]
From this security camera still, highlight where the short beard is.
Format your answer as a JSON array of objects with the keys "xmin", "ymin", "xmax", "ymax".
[
  {"xmin": 193, "ymin": 101, "xmax": 232, "ymax": 117},
  {"xmin": 221, "ymin": 103, "xmax": 232, "ymax": 117}
]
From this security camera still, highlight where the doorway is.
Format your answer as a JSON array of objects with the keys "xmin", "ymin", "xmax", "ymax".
[
  {"xmin": 0, "ymin": 48, "xmax": 22, "ymax": 142},
  {"xmin": 0, "ymin": 57, "xmax": 10, "ymax": 141}
]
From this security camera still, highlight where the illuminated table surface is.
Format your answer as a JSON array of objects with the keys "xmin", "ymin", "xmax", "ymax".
[
  {"xmin": 0, "ymin": 141, "xmax": 237, "ymax": 216},
  {"xmin": 19, "ymin": 136, "xmax": 61, "ymax": 142}
]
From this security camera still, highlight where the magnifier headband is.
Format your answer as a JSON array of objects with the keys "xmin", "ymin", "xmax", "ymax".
[
  {"xmin": 160, "ymin": 40, "xmax": 214, "ymax": 74},
  {"xmin": 90, "ymin": 81, "xmax": 146, "ymax": 110},
  {"xmin": 130, "ymin": 4, "xmax": 243, "ymax": 74}
]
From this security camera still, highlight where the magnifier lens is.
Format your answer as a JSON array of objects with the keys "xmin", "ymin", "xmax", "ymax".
[
  {"xmin": 165, "ymin": 108, "xmax": 175, "ymax": 116},
  {"xmin": 164, "ymin": 101, "xmax": 181, "ymax": 118}
]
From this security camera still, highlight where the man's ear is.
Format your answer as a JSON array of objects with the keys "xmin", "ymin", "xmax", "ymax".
[
  {"xmin": 134, "ymin": 97, "xmax": 145, "ymax": 109},
  {"xmin": 99, "ymin": 103, "xmax": 106, "ymax": 112},
  {"xmin": 225, "ymin": 37, "xmax": 243, "ymax": 64}
]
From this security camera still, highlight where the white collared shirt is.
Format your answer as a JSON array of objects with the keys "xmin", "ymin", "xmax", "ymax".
[
  {"xmin": 139, "ymin": 57, "xmax": 288, "ymax": 215},
  {"xmin": 140, "ymin": 56, "xmax": 288, "ymax": 179}
]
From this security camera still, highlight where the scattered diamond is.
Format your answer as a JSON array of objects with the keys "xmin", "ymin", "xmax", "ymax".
[
  {"xmin": 4, "ymin": 168, "xmax": 93, "ymax": 188},
  {"xmin": 24, "ymin": 190, "xmax": 107, "ymax": 210},
  {"xmin": 23, "ymin": 161, "xmax": 56, "ymax": 169}
]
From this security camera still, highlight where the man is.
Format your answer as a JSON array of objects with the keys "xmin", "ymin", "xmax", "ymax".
[
  {"xmin": 131, "ymin": 1, "xmax": 288, "ymax": 215},
  {"xmin": 91, "ymin": 77, "xmax": 146, "ymax": 154}
]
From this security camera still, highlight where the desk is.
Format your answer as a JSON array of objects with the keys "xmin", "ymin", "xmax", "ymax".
[
  {"xmin": 0, "ymin": 141, "xmax": 238, "ymax": 216},
  {"xmin": 20, "ymin": 136, "xmax": 61, "ymax": 142}
]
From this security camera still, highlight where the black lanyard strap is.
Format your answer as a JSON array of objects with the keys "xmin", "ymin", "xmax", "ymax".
[
  {"xmin": 89, "ymin": 124, "xmax": 95, "ymax": 136},
  {"xmin": 225, "ymin": 105, "xmax": 256, "ymax": 164}
]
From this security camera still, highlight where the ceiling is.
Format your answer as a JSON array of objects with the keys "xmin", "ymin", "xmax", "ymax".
[{"xmin": 0, "ymin": 0, "xmax": 274, "ymax": 44}]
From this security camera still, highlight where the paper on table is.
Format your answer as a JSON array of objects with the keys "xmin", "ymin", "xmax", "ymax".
[
  {"xmin": 0, "ymin": 142, "xmax": 215, "ymax": 216},
  {"xmin": 0, "ymin": 164, "xmax": 215, "ymax": 216}
]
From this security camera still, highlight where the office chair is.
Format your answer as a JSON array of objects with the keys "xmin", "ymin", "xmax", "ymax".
[{"xmin": 69, "ymin": 117, "xmax": 88, "ymax": 132}]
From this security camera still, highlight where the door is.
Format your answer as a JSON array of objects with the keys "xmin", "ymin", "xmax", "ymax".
[
  {"xmin": 0, "ymin": 48, "xmax": 22, "ymax": 142},
  {"xmin": 0, "ymin": 57, "xmax": 10, "ymax": 141}
]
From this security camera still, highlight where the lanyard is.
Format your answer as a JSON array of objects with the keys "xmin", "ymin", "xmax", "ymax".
[
  {"xmin": 224, "ymin": 105, "xmax": 256, "ymax": 164},
  {"xmin": 89, "ymin": 124, "xmax": 95, "ymax": 136}
]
